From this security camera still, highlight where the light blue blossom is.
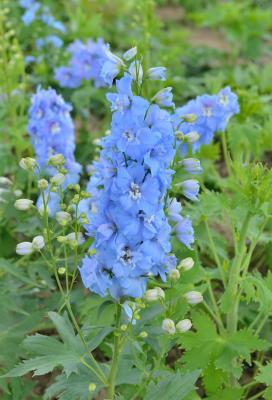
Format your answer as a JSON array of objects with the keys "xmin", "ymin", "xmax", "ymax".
[
  {"xmin": 147, "ymin": 67, "xmax": 166, "ymax": 81},
  {"xmin": 152, "ymin": 87, "xmax": 174, "ymax": 108}
]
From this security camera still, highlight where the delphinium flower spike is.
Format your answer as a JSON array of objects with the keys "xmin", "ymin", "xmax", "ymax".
[
  {"xmin": 55, "ymin": 39, "xmax": 110, "ymax": 89},
  {"xmin": 79, "ymin": 50, "xmax": 200, "ymax": 300},
  {"xmin": 27, "ymin": 87, "xmax": 81, "ymax": 214},
  {"xmin": 172, "ymin": 87, "xmax": 239, "ymax": 154}
]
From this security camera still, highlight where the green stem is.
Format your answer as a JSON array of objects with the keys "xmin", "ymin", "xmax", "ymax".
[
  {"xmin": 204, "ymin": 219, "xmax": 226, "ymax": 287},
  {"xmin": 107, "ymin": 303, "xmax": 122, "ymax": 399},
  {"xmin": 227, "ymin": 212, "xmax": 251, "ymax": 334},
  {"xmin": 207, "ymin": 280, "xmax": 225, "ymax": 333},
  {"xmin": 221, "ymin": 131, "xmax": 232, "ymax": 176}
]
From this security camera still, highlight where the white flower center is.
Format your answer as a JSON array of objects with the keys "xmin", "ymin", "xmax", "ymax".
[
  {"xmin": 203, "ymin": 106, "xmax": 212, "ymax": 117},
  {"xmin": 129, "ymin": 182, "xmax": 141, "ymax": 200},
  {"xmin": 220, "ymin": 94, "xmax": 229, "ymax": 105},
  {"xmin": 51, "ymin": 122, "xmax": 61, "ymax": 134},
  {"xmin": 123, "ymin": 130, "xmax": 134, "ymax": 142},
  {"xmin": 120, "ymin": 246, "xmax": 133, "ymax": 265}
]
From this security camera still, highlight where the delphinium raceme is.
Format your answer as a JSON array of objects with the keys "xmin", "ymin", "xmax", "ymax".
[
  {"xmin": 55, "ymin": 38, "xmax": 110, "ymax": 89},
  {"xmin": 78, "ymin": 48, "xmax": 203, "ymax": 397},
  {"xmin": 172, "ymin": 87, "xmax": 239, "ymax": 154},
  {"xmin": 27, "ymin": 87, "xmax": 81, "ymax": 214}
]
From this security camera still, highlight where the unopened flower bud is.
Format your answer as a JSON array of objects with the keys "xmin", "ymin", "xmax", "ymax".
[
  {"xmin": 48, "ymin": 153, "xmax": 65, "ymax": 166},
  {"xmin": 38, "ymin": 179, "xmax": 49, "ymax": 190},
  {"xmin": 58, "ymin": 267, "xmax": 66, "ymax": 275},
  {"xmin": 19, "ymin": 157, "xmax": 36, "ymax": 171},
  {"xmin": 56, "ymin": 211, "xmax": 71, "ymax": 226},
  {"xmin": 178, "ymin": 257, "xmax": 194, "ymax": 271},
  {"xmin": 123, "ymin": 46, "xmax": 137, "ymax": 61},
  {"xmin": 147, "ymin": 66, "xmax": 166, "ymax": 81},
  {"xmin": 38, "ymin": 204, "xmax": 50, "ymax": 216},
  {"xmin": 32, "ymin": 235, "xmax": 45, "ymax": 250},
  {"xmin": 184, "ymin": 131, "xmax": 200, "ymax": 143},
  {"xmin": 14, "ymin": 189, "xmax": 23, "ymax": 197},
  {"xmin": 66, "ymin": 232, "xmax": 85, "ymax": 246},
  {"xmin": 51, "ymin": 173, "xmax": 65, "ymax": 186},
  {"xmin": 169, "ymin": 268, "xmax": 180, "ymax": 282},
  {"xmin": 139, "ymin": 331, "xmax": 148, "ymax": 338},
  {"xmin": 182, "ymin": 113, "xmax": 197, "ymax": 123},
  {"xmin": 88, "ymin": 248, "xmax": 97, "ymax": 256},
  {"xmin": 184, "ymin": 291, "xmax": 203, "ymax": 305},
  {"xmin": 72, "ymin": 194, "xmax": 80, "ymax": 204},
  {"xmin": 57, "ymin": 235, "xmax": 67, "ymax": 244},
  {"xmin": 14, "ymin": 199, "xmax": 33, "ymax": 211},
  {"xmin": 176, "ymin": 319, "xmax": 192, "ymax": 333},
  {"xmin": 88, "ymin": 383, "xmax": 96, "ymax": 392},
  {"xmin": 162, "ymin": 318, "xmax": 176, "ymax": 334},
  {"xmin": 145, "ymin": 287, "xmax": 165, "ymax": 302},
  {"xmin": 16, "ymin": 242, "xmax": 33, "ymax": 256},
  {"xmin": 175, "ymin": 130, "xmax": 184, "ymax": 141},
  {"xmin": 80, "ymin": 191, "xmax": 91, "ymax": 199},
  {"xmin": 152, "ymin": 87, "xmax": 174, "ymax": 107},
  {"xmin": 0, "ymin": 177, "xmax": 12, "ymax": 186},
  {"xmin": 120, "ymin": 324, "xmax": 127, "ymax": 331},
  {"xmin": 180, "ymin": 158, "xmax": 202, "ymax": 174}
]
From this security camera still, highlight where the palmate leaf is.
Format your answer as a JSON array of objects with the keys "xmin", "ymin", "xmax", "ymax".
[
  {"xmin": 206, "ymin": 387, "xmax": 244, "ymax": 400},
  {"xmin": 180, "ymin": 312, "xmax": 269, "ymax": 378},
  {"xmin": 144, "ymin": 370, "xmax": 200, "ymax": 400},
  {"xmin": 44, "ymin": 366, "xmax": 102, "ymax": 400},
  {"xmin": 3, "ymin": 312, "xmax": 84, "ymax": 378}
]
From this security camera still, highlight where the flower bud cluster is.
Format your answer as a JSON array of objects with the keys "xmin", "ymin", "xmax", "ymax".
[
  {"xmin": 162, "ymin": 318, "xmax": 192, "ymax": 334},
  {"xmin": 16, "ymin": 235, "xmax": 45, "ymax": 256},
  {"xmin": 172, "ymin": 87, "xmax": 239, "ymax": 153}
]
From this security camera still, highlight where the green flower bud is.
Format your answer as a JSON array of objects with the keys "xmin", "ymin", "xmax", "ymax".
[
  {"xmin": 19, "ymin": 157, "xmax": 36, "ymax": 171},
  {"xmin": 38, "ymin": 179, "xmax": 49, "ymax": 190},
  {"xmin": 48, "ymin": 153, "xmax": 65, "ymax": 167}
]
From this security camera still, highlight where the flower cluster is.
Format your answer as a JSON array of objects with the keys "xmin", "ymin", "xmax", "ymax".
[
  {"xmin": 19, "ymin": 0, "xmax": 65, "ymax": 61},
  {"xmin": 79, "ymin": 51, "xmax": 199, "ymax": 299},
  {"xmin": 27, "ymin": 88, "xmax": 81, "ymax": 213},
  {"xmin": 55, "ymin": 39, "xmax": 109, "ymax": 88},
  {"xmin": 172, "ymin": 86, "xmax": 239, "ymax": 153}
]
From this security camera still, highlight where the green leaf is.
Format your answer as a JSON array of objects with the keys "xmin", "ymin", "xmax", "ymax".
[
  {"xmin": 180, "ymin": 312, "xmax": 221, "ymax": 370},
  {"xmin": 144, "ymin": 370, "xmax": 200, "ymax": 400},
  {"xmin": 256, "ymin": 362, "xmax": 272, "ymax": 386},
  {"xmin": 3, "ymin": 313, "xmax": 84, "ymax": 378},
  {"xmin": 206, "ymin": 387, "xmax": 244, "ymax": 400}
]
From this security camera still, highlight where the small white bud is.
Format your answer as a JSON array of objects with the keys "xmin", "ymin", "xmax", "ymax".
[
  {"xmin": 38, "ymin": 179, "xmax": 49, "ymax": 190},
  {"xmin": 19, "ymin": 157, "xmax": 36, "ymax": 171},
  {"xmin": 182, "ymin": 113, "xmax": 197, "ymax": 123},
  {"xmin": 14, "ymin": 199, "xmax": 33, "ymax": 211},
  {"xmin": 145, "ymin": 287, "xmax": 165, "ymax": 302},
  {"xmin": 56, "ymin": 211, "xmax": 72, "ymax": 226},
  {"xmin": 66, "ymin": 232, "xmax": 85, "ymax": 246},
  {"xmin": 0, "ymin": 177, "xmax": 12, "ymax": 187},
  {"xmin": 58, "ymin": 267, "xmax": 66, "ymax": 275},
  {"xmin": 51, "ymin": 173, "xmax": 66, "ymax": 186},
  {"xmin": 32, "ymin": 235, "xmax": 45, "ymax": 250},
  {"xmin": 184, "ymin": 291, "xmax": 203, "ymax": 305},
  {"xmin": 169, "ymin": 268, "xmax": 180, "ymax": 282},
  {"xmin": 16, "ymin": 242, "xmax": 33, "ymax": 256},
  {"xmin": 178, "ymin": 257, "xmax": 194, "ymax": 271},
  {"xmin": 38, "ymin": 204, "xmax": 51, "ymax": 216},
  {"xmin": 123, "ymin": 47, "xmax": 137, "ymax": 61},
  {"xmin": 88, "ymin": 383, "xmax": 96, "ymax": 392},
  {"xmin": 184, "ymin": 131, "xmax": 200, "ymax": 143},
  {"xmin": 48, "ymin": 153, "xmax": 65, "ymax": 166},
  {"xmin": 14, "ymin": 189, "xmax": 23, "ymax": 197},
  {"xmin": 162, "ymin": 318, "xmax": 176, "ymax": 334},
  {"xmin": 176, "ymin": 319, "xmax": 192, "ymax": 333}
]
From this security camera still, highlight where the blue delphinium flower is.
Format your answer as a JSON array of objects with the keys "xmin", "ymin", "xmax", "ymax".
[
  {"xmin": 55, "ymin": 39, "xmax": 110, "ymax": 88},
  {"xmin": 79, "ymin": 57, "xmax": 198, "ymax": 300},
  {"xmin": 28, "ymin": 88, "xmax": 81, "ymax": 213},
  {"xmin": 172, "ymin": 86, "xmax": 239, "ymax": 153}
]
